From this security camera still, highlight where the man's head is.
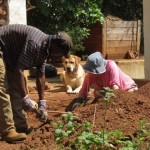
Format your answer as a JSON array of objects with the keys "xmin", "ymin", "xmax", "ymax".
[{"xmin": 50, "ymin": 32, "xmax": 72, "ymax": 57}]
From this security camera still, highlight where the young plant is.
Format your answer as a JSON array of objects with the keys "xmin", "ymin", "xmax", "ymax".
[
  {"xmin": 99, "ymin": 87, "xmax": 116, "ymax": 147},
  {"xmin": 129, "ymin": 120, "xmax": 150, "ymax": 149},
  {"xmin": 100, "ymin": 87, "xmax": 116, "ymax": 102},
  {"xmin": 53, "ymin": 112, "xmax": 79, "ymax": 145},
  {"xmin": 75, "ymin": 130, "xmax": 103, "ymax": 150},
  {"xmin": 54, "ymin": 121, "xmax": 68, "ymax": 143}
]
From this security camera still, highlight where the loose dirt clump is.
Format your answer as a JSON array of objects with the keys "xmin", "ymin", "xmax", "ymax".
[{"xmin": 0, "ymin": 78, "xmax": 150, "ymax": 150}]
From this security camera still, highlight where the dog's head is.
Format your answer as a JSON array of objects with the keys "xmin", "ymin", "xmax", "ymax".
[{"xmin": 62, "ymin": 55, "xmax": 81, "ymax": 73}]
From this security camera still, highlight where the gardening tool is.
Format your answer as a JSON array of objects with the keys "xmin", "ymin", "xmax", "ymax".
[
  {"xmin": 32, "ymin": 118, "xmax": 52, "ymax": 132},
  {"xmin": 33, "ymin": 108, "xmax": 52, "ymax": 131},
  {"xmin": 36, "ymin": 118, "xmax": 52, "ymax": 129}
]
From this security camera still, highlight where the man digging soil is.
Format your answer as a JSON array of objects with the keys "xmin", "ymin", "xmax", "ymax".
[{"xmin": 0, "ymin": 24, "xmax": 72, "ymax": 143}]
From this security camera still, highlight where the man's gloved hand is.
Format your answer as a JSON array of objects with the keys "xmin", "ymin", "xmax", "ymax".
[
  {"xmin": 21, "ymin": 95, "xmax": 38, "ymax": 111},
  {"xmin": 36, "ymin": 100, "xmax": 48, "ymax": 122}
]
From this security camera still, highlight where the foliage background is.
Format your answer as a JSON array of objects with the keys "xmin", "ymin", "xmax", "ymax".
[
  {"xmin": 27, "ymin": 0, "xmax": 104, "ymax": 55},
  {"xmin": 27, "ymin": 0, "xmax": 143, "ymax": 56}
]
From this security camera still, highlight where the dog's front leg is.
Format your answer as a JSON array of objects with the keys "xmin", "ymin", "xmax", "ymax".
[
  {"xmin": 66, "ymin": 85, "xmax": 73, "ymax": 93},
  {"xmin": 73, "ymin": 85, "xmax": 82, "ymax": 94}
]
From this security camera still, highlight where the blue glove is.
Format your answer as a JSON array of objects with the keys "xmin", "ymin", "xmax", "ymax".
[
  {"xmin": 36, "ymin": 100, "xmax": 48, "ymax": 122},
  {"xmin": 21, "ymin": 95, "xmax": 38, "ymax": 111}
]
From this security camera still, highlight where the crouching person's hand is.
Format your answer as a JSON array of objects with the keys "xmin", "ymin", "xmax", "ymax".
[
  {"xmin": 36, "ymin": 100, "xmax": 48, "ymax": 122},
  {"xmin": 21, "ymin": 95, "xmax": 38, "ymax": 111},
  {"xmin": 94, "ymin": 90, "xmax": 104, "ymax": 99},
  {"xmin": 65, "ymin": 97, "xmax": 86, "ymax": 111}
]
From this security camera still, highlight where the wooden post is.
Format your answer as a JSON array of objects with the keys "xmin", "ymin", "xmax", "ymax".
[
  {"xmin": 102, "ymin": 20, "xmax": 107, "ymax": 58},
  {"xmin": 136, "ymin": 20, "xmax": 141, "ymax": 54}
]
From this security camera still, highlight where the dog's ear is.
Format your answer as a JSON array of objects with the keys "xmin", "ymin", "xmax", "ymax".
[{"xmin": 75, "ymin": 56, "xmax": 81, "ymax": 63}]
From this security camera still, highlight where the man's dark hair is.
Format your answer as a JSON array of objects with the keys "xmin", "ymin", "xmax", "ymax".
[{"xmin": 51, "ymin": 32, "xmax": 72, "ymax": 57}]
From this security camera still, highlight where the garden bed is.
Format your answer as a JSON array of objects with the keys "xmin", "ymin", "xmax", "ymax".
[{"xmin": 0, "ymin": 77, "xmax": 150, "ymax": 149}]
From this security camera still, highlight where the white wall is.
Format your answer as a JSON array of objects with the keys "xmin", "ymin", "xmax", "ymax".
[
  {"xmin": 8, "ymin": 0, "xmax": 26, "ymax": 24},
  {"xmin": 143, "ymin": 0, "xmax": 150, "ymax": 79}
]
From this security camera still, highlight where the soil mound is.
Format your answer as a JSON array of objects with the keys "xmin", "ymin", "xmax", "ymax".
[{"xmin": 0, "ymin": 79, "xmax": 150, "ymax": 149}]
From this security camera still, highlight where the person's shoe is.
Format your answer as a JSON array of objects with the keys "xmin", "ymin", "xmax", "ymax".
[
  {"xmin": 16, "ymin": 127, "xmax": 34, "ymax": 135},
  {"xmin": 2, "ymin": 130, "xmax": 27, "ymax": 143}
]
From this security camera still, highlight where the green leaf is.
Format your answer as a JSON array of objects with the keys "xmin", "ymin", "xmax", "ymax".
[
  {"xmin": 84, "ymin": 139, "xmax": 92, "ymax": 145},
  {"xmin": 77, "ymin": 136, "xmax": 86, "ymax": 141},
  {"xmin": 62, "ymin": 131, "xmax": 68, "ymax": 137},
  {"xmin": 55, "ymin": 129, "xmax": 62, "ymax": 134},
  {"xmin": 54, "ymin": 137, "xmax": 61, "ymax": 142}
]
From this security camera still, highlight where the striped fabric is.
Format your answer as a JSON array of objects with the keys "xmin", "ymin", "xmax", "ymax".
[{"xmin": 0, "ymin": 24, "xmax": 51, "ymax": 72}]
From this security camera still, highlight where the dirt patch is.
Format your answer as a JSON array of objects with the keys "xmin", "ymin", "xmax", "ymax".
[{"xmin": 0, "ymin": 77, "xmax": 150, "ymax": 149}]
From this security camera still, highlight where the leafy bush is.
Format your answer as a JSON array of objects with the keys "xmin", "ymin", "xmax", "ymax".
[
  {"xmin": 27, "ymin": 0, "xmax": 105, "ymax": 55},
  {"xmin": 27, "ymin": 0, "xmax": 143, "ymax": 56}
]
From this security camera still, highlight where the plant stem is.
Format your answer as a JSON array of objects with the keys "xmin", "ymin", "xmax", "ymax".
[
  {"xmin": 102, "ymin": 102, "xmax": 108, "ymax": 147},
  {"xmin": 92, "ymin": 104, "xmax": 97, "ymax": 133}
]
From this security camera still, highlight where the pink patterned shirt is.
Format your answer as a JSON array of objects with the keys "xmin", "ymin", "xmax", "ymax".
[{"xmin": 79, "ymin": 60, "xmax": 137, "ymax": 98}]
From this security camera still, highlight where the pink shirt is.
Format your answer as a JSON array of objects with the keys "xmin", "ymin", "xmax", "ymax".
[{"xmin": 79, "ymin": 60, "xmax": 137, "ymax": 98}]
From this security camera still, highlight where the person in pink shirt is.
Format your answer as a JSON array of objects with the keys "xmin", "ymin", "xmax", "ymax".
[{"xmin": 68, "ymin": 51, "xmax": 138, "ymax": 110}]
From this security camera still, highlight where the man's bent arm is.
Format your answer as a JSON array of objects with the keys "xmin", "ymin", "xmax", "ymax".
[
  {"xmin": 13, "ymin": 69, "xmax": 28, "ymax": 98},
  {"xmin": 36, "ymin": 70, "xmax": 45, "ymax": 100}
]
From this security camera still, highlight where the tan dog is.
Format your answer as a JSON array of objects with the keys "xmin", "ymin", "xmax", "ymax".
[{"xmin": 60, "ymin": 55, "xmax": 85, "ymax": 94}]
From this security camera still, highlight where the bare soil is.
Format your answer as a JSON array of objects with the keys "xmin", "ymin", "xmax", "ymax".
[{"xmin": 0, "ymin": 75, "xmax": 150, "ymax": 150}]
